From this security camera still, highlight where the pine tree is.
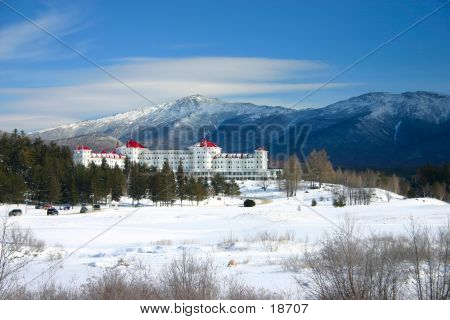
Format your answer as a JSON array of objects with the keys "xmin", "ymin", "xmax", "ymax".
[
  {"xmin": 160, "ymin": 161, "xmax": 176, "ymax": 206},
  {"xmin": 70, "ymin": 180, "xmax": 79, "ymax": 207},
  {"xmin": 128, "ymin": 164, "xmax": 147, "ymax": 205},
  {"xmin": 186, "ymin": 176, "xmax": 196, "ymax": 204},
  {"xmin": 149, "ymin": 170, "xmax": 162, "ymax": 206},
  {"xmin": 211, "ymin": 173, "xmax": 226, "ymax": 196},
  {"xmin": 5, "ymin": 173, "xmax": 27, "ymax": 204},
  {"xmin": 176, "ymin": 162, "xmax": 187, "ymax": 206},
  {"xmin": 225, "ymin": 179, "xmax": 241, "ymax": 198},
  {"xmin": 192, "ymin": 178, "xmax": 208, "ymax": 205},
  {"xmin": 48, "ymin": 175, "xmax": 61, "ymax": 204},
  {"xmin": 110, "ymin": 165, "xmax": 126, "ymax": 202}
]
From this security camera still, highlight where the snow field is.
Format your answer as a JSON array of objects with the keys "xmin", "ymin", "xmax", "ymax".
[{"xmin": 2, "ymin": 181, "xmax": 449, "ymax": 293}]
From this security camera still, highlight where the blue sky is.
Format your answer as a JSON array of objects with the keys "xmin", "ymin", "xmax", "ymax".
[{"xmin": 0, "ymin": 0, "xmax": 449, "ymax": 131}]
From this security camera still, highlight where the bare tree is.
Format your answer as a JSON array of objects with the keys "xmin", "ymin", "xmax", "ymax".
[
  {"xmin": 0, "ymin": 219, "xmax": 45, "ymax": 299},
  {"xmin": 283, "ymin": 155, "xmax": 302, "ymax": 198},
  {"xmin": 306, "ymin": 149, "xmax": 334, "ymax": 188},
  {"xmin": 406, "ymin": 220, "xmax": 450, "ymax": 300},
  {"xmin": 259, "ymin": 178, "xmax": 269, "ymax": 191}
]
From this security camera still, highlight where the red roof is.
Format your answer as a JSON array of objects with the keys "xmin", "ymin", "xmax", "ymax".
[
  {"xmin": 199, "ymin": 138, "xmax": 218, "ymax": 148},
  {"xmin": 126, "ymin": 140, "xmax": 146, "ymax": 148},
  {"xmin": 76, "ymin": 145, "xmax": 91, "ymax": 151}
]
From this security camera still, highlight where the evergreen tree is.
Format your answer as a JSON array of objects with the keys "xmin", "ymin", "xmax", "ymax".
[
  {"xmin": 149, "ymin": 170, "xmax": 162, "ymax": 206},
  {"xmin": 47, "ymin": 175, "xmax": 61, "ymax": 204},
  {"xmin": 211, "ymin": 173, "xmax": 226, "ymax": 196},
  {"xmin": 225, "ymin": 179, "xmax": 241, "ymax": 198},
  {"xmin": 186, "ymin": 177, "xmax": 196, "ymax": 204},
  {"xmin": 192, "ymin": 178, "xmax": 208, "ymax": 205},
  {"xmin": 176, "ymin": 162, "xmax": 187, "ymax": 206},
  {"xmin": 160, "ymin": 161, "xmax": 176, "ymax": 206},
  {"xmin": 5, "ymin": 173, "xmax": 26, "ymax": 204},
  {"xmin": 110, "ymin": 165, "xmax": 126, "ymax": 201},
  {"xmin": 70, "ymin": 180, "xmax": 79, "ymax": 207},
  {"xmin": 128, "ymin": 164, "xmax": 148, "ymax": 205}
]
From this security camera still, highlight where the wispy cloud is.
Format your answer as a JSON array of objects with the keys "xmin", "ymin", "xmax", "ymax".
[
  {"xmin": 0, "ymin": 4, "xmax": 88, "ymax": 61},
  {"xmin": 0, "ymin": 56, "xmax": 356, "ymax": 131}
]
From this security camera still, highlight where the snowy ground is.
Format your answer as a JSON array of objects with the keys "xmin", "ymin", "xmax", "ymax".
[{"xmin": 2, "ymin": 181, "xmax": 449, "ymax": 295}]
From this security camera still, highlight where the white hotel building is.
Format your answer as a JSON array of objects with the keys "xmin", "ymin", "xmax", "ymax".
[{"xmin": 74, "ymin": 139, "xmax": 281, "ymax": 180}]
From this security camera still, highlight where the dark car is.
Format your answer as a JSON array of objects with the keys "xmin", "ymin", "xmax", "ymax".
[
  {"xmin": 93, "ymin": 204, "xmax": 101, "ymax": 211},
  {"xmin": 8, "ymin": 209, "xmax": 22, "ymax": 216},
  {"xmin": 47, "ymin": 208, "xmax": 59, "ymax": 216},
  {"xmin": 80, "ymin": 206, "xmax": 88, "ymax": 213}
]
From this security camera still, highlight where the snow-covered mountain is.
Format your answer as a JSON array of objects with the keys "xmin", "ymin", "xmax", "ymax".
[
  {"xmin": 291, "ymin": 91, "xmax": 450, "ymax": 167},
  {"xmin": 33, "ymin": 95, "xmax": 294, "ymax": 148},
  {"xmin": 33, "ymin": 92, "xmax": 450, "ymax": 168}
]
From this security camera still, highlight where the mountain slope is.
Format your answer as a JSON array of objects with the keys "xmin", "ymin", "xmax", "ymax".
[
  {"xmin": 290, "ymin": 91, "xmax": 450, "ymax": 167},
  {"xmin": 33, "ymin": 95, "xmax": 295, "ymax": 149}
]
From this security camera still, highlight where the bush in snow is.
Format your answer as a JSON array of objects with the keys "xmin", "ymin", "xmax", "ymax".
[
  {"xmin": 0, "ymin": 219, "xmax": 45, "ymax": 299},
  {"xmin": 244, "ymin": 199, "xmax": 256, "ymax": 207}
]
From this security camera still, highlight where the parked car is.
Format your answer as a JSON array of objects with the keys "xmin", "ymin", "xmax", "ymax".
[
  {"xmin": 80, "ymin": 206, "xmax": 89, "ymax": 213},
  {"xmin": 47, "ymin": 208, "xmax": 59, "ymax": 216},
  {"xmin": 35, "ymin": 203, "xmax": 43, "ymax": 209},
  {"xmin": 8, "ymin": 209, "xmax": 22, "ymax": 216},
  {"xmin": 60, "ymin": 204, "xmax": 71, "ymax": 210},
  {"xmin": 93, "ymin": 204, "xmax": 101, "ymax": 211}
]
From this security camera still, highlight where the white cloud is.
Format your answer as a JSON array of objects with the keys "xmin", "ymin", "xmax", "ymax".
[
  {"xmin": 0, "ymin": 56, "xmax": 356, "ymax": 131},
  {"xmin": 0, "ymin": 4, "xmax": 357, "ymax": 131},
  {"xmin": 0, "ymin": 5, "xmax": 88, "ymax": 61}
]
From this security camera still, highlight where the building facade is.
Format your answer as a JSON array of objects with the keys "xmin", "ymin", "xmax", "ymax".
[{"xmin": 74, "ymin": 139, "xmax": 281, "ymax": 180}]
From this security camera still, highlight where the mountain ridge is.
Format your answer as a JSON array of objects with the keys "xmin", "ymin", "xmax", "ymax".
[{"xmin": 31, "ymin": 91, "xmax": 450, "ymax": 168}]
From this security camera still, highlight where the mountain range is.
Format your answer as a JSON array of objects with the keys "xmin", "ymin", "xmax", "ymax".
[{"xmin": 32, "ymin": 91, "xmax": 450, "ymax": 168}]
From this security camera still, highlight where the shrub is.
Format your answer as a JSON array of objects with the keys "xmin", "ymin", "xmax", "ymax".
[
  {"xmin": 332, "ymin": 195, "xmax": 346, "ymax": 207},
  {"xmin": 81, "ymin": 265, "xmax": 160, "ymax": 300},
  {"xmin": 311, "ymin": 199, "xmax": 317, "ymax": 206},
  {"xmin": 299, "ymin": 221, "xmax": 408, "ymax": 299},
  {"xmin": 159, "ymin": 251, "xmax": 219, "ymax": 299},
  {"xmin": 243, "ymin": 199, "xmax": 256, "ymax": 207}
]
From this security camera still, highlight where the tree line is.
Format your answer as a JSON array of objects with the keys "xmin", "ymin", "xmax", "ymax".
[{"xmin": 281, "ymin": 148, "xmax": 450, "ymax": 205}]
